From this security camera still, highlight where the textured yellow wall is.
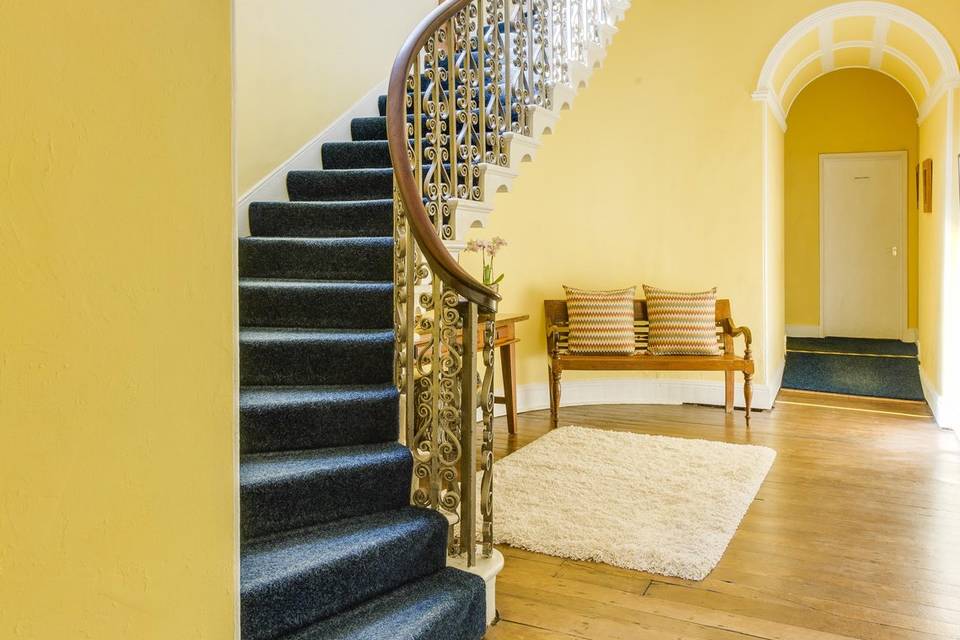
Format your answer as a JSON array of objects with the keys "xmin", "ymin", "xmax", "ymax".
[
  {"xmin": 463, "ymin": 0, "xmax": 776, "ymax": 392},
  {"xmin": 765, "ymin": 106, "xmax": 787, "ymax": 387},
  {"xmin": 784, "ymin": 69, "xmax": 920, "ymax": 330},
  {"xmin": 0, "ymin": 2, "xmax": 236, "ymax": 638},
  {"xmin": 235, "ymin": 0, "xmax": 436, "ymax": 194},
  {"xmin": 460, "ymin": 0, "xmax": 960, "ymax": 401},
  {"xmin": 918, "ymin": 95, "xmax": 950, "ymax": 394}
]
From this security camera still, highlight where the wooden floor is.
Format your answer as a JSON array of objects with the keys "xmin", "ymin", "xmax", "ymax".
[{"xmin": 484, "ymin": 390, "xmax": 960, "ymax": 640}]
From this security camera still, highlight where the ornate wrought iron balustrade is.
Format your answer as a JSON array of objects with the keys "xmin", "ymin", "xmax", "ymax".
[{"xmin": 387, "ymin": 0, "xmax": 616, "ymax": 567}]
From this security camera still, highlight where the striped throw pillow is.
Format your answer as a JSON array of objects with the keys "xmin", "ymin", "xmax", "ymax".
[
  {"xmin": 563, "ymin": 286, "xmax": 636, "ymax": 355},
  {"xmin": 643, "ymin": 285, "xmax": 720, "ymax": 355}
]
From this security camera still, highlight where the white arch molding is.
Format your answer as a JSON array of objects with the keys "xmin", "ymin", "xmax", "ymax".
[{"xmin": 752, "ymin": 1, "xmax": 960, "ymax": 131}]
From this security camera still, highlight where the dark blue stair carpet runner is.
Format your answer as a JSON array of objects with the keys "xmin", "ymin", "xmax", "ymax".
[
  {"xmin": 782, "ymin": 337, "xmax": 925, "ymax": 401},
  {"xmin": 239, "ymin": 81, "xmax": 488, "ymax": 639}
]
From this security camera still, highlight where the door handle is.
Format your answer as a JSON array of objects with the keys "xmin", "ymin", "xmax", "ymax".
[{"xmin": 891, "ymin": 246, "xmax": 898, "ymax": 256}]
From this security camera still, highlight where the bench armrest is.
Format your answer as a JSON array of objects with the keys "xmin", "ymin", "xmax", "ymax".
[
  {"xmin": 720, "ymin": 318, "xmax": 753, "ymax": 361},
  {"xmin": 546, "ymin": 324, "xmax": 562, "ymax": 360}
]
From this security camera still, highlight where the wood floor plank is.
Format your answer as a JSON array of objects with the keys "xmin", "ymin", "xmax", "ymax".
[
  {"xmin": 483, "ymin": 394, "xmax": 959, "ymax": 640},
  {"xmin": 485, "ymin": 620, "xmax": 585, "ymax": 639}
]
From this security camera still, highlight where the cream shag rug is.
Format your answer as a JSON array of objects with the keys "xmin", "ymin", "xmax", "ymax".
[{"xmin": 489, "ymin": 426, "xmax": 776, "ymax": 580}]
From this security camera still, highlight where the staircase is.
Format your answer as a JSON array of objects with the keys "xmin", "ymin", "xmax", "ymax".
[
  {"xmin": 239, "ymin": 100, "xmax": 488, "ymax": 638},
  {"xmin": 238, "ymin": 0, "xmax": 627, "ymax": 638}
]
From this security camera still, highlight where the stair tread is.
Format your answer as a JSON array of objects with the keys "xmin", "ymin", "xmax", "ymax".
[
  {"xmin": 240, "ymin": 441, "xmax": 409, "ymax": 486},
  {"xmin": 241, "ymin": 507, "xmax": 452, "ymax": 640},
  {"xmin": 251, "ymin": 198, "xmax": 393, "ymax": 207},
  {"xmin": 239, "ymin": 236, "xmax": 392, "ymax": 281},
  {"xmin": 291, "ymin": 167, "xmax": 394, "ymax": 175},
  {"xmin": 240, "ymin": 384, "xmax": 399, "ymax": 454},
  {"xmin": 239, "ymin": 327, "xmax": 393, "ymax": 387},
  {"xmin": 239, "ymin": 278, "xmax": 392, "ymax": 288},
  {"xmin": 240, "ymin": 441, "xmax": 411, "ymax": 540},
  {"xmin": 247, "ymin": 200, "xmax": 394, "ymax": 239},
  {"xmin": 240, "ymin": 383, "xmax": 397, "ymax": 402},
  {"xmin": 242, "ymin": 506, "xmax": 445, "ymax": 586},
  {"xmin": 240, "ymin": 327, "xmax": 394, "ymax": 340},
  {"xmin": 241, "ymin": 236, "xmax": 392, "ymax": 244},
  {"xmin": 278, "ymin": 567, "xmax": 486, "ymax": 640}
]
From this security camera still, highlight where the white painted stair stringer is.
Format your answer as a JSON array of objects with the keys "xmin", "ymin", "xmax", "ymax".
[{"xmin": 444, "ymin": 0, "xmax": 629, "ymax": 258}]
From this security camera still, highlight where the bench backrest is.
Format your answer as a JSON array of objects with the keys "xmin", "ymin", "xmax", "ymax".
[{"xmin": 544, "ymin": 299, "xmax": 734, "ymax": 355}]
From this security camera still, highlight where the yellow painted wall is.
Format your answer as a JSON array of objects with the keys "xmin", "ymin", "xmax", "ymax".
[
  {"xmin": 947, "ymin": 88, "xmax": 960, "ymax": 405},
  {"xmin": 459, "ymin": 0, "xmax": 960, "ymax": 403},
  {"xmin": 0, "ymin": 2, "xmax": 236, "ymax": 638},
  {"xmin": 784, "ymin": 69, "xmax": 920, "ymax": 330},
  {"xmin": 464, "ymin": 1, "xmax": 772, "ymax": 393},
  {"xmin": 918, "ymin": 94, "xmax": 951, "ymax": 394},
  {"xmin": 235, "ymin": 0, "xmax": 436, "ymax": 194},
  {"xmin": 765, "ymin": 106, "xmax": 787, "ymax": 386}
]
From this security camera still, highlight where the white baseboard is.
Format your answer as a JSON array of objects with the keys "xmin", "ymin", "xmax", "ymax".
[
  {"xmin": 786, "ymin": 325, "xmax": 919, "ymax": 344},
  {"xmin": 785, "ymin": 324, "xmax": 821, "ymax": 338},
  {"xmin": 919, "ymin": 365, "xmax": 958, "ymax": 431},
  {"xmin": 767, "ymin": 358, "xmax": 784, "ymax": 404},
  {"xmin": 235, "ymin": 79, "xmax": 387, "ymax": 236},
  {"xmin": 491, "ymin": 377, "xmax": 776, "ymax": 420}
]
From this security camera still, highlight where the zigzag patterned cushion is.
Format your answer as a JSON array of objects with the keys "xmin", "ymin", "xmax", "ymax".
[
  {"xmin": 643, "ymin": 285, "xmax": 720, "ymax": 356},
  {"xmin": 563, "ymin": 286, "xmax": 636, "ymax": 355}
]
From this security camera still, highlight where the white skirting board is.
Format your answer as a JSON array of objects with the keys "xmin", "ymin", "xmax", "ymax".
[
  {"xmin": 235, "ymin": 79, "xmax": 387, "ymax": 236},
  {"xmin": 919, "ymin": 365, "xmax": 959, "ymax": 433},
  {"xmin": 785, "ymin": 325, "xmax": 821, "ymax": 338},
  {"xmin": 489, "ymin": 376, "xmax": 779, "ymax": 419},
  {"xmin": 786, "ymin": 324, "xmax": 918, "ymax": 343}
]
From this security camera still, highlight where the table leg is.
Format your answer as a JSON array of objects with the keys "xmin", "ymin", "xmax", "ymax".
[{"xmin": 500, "ymin": 342, "xmax": 518, "ymax": 434}]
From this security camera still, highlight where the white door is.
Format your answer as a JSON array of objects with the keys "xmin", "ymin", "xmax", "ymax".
[{"xmin": 820, "ymin": 152, "xmax": 906, "ymax": 339}]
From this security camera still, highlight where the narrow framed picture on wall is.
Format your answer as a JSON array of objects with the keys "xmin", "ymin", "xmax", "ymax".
[
  {"xmin": 922, "ymin": 158, "xmax": 934, "ymax": 213},
  {"xmin": 916, "ymin": 163, "xmax": 921, "ymax": 209}
]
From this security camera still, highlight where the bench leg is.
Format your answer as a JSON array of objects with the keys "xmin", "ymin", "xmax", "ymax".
[
  {"xmin": 743, "ymin": 371, "xmax": 753, "ymax": 427},
  {"xmin": 724, "ymin": 371, "xmax": 734, "ymax": 414},
  {"xmin": 548, "ymin": 363, "xmax": 562, "ymax": 430}
]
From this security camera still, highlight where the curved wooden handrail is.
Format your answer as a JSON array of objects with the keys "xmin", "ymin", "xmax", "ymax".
[{"xmin": 386, "ymin": 0, "xmax": 501, "ymax": 314}]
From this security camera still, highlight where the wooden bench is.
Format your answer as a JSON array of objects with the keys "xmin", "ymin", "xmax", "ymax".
[{"xmin": 545, "ymin": 298, "xmax": 755, "ymax": 427}]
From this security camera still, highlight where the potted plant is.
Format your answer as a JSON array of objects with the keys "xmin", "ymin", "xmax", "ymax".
[{"xmin": 464, "ymin": 236, "xmax": 508, "ymax": 290}]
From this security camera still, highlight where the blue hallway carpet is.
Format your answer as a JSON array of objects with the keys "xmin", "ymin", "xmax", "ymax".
[{"xmin": 782, "ymin": 337, "xmax": 924, "ymax": 401}]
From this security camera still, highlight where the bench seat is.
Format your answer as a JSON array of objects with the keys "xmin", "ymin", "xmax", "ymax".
[
  {"xmin": 556, "ymin": 352, "xmax": 754, "ymax": 371},
  {"xmin": 545, "ymin": 298, "xmax": 755, "ymax": 427}
]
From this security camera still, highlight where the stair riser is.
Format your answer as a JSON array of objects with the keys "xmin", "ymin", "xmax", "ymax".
[
  {"xmin": 248, "ymin": 201, "xmax": 393, "ymax": 239},
  {"xmin": 322, "ymin": 141, "xmax": 434, "ymax": 170},
  {"xmin": 284, "ymin": 568, "xmax": 487, "ymax": 640},
  {"xmin": 240, "ymin": 333, "xmax": 393, "ymax": 386},
  {"xmin": 240, "ymin": 386, "xmax": 399, "ymax": 454},
  {"xmin": 240, "ymin": 446, "xmax": 412, "ymax": 541},
  {"xmin": 239, "ymin": 283, "xmax": 393, "ymax": 330},
  {"xmin": 352, "ymin": 117, "xmax": 415, "ymax": 142},
  {"xmin": 288, "ymin": 169, "xmax": 393, "ymax": 201},
  {"xmin": 241, "ymin": 510, "xmax": 448, "ymax": 640},
  {"xmin": 239, "ymin": 238, "xmax": 392, "ymax": 281}
]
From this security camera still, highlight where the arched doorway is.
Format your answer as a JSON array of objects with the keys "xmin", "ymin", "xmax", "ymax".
[{"xmin": 754, "ymin": 2, "xmax": 960, "ymax": 411}]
